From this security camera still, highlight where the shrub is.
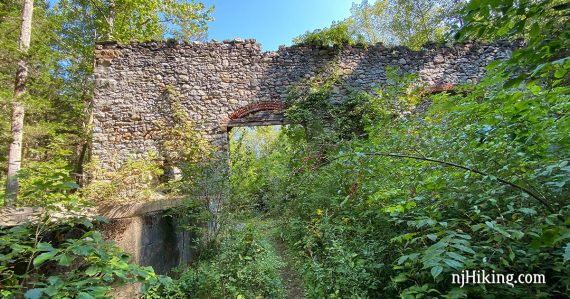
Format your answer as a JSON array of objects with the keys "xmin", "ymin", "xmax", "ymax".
[
  {"xmin": 0, "ymin": 215, "xmax": 157, "ymax": 298},
  {"xmin": 144, "ymin": 223, "xmax": 286, "ymax": 299},
  {"xmin": 82, "ymin": 155, "xmax": 164, "ymax": 203}
]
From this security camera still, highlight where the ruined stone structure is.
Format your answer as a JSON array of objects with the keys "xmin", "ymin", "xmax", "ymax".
[{"xmin": 93, "ymin": 39, "xmax": 511, "ymax": 168}]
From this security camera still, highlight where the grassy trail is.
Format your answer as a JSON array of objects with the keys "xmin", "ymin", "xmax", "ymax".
[{"xmin": 269, "ymin": 234, "xmax": 305, "ymax": 299}]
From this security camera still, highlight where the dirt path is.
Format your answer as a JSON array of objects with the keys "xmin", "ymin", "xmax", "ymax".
[{"xmin": 270, "ymin": 236, "xmax": 305, "ymax": 299}]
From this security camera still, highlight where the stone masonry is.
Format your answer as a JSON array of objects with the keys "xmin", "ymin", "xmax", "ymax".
[{"xmin": 93, "ymin": 39, "xmax": 512, "ymax": 169}]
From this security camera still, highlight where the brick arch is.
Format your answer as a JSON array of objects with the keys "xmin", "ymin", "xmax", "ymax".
[
  {"xmin": 221, "ymin": 101, "xmax": 286, "ymax": 129},
  {"xmin": 425, "ymin": 83, "xmax": 456, "ymax": 94},
  {"xmin": 220, "ymin": 84, "xmax": 454, "ymax": 130},
  {"xmin": 229, "ymin": 101, "xmax": 285, "ymax": 120}
]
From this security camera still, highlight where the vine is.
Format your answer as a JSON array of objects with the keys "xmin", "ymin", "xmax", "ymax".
[{"xmin": 159, "ymin": 86, "xmax": 212, "ymax": 166}]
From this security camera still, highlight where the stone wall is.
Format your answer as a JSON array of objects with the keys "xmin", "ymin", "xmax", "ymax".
[
  {"xmin": 100, "ymin": 212, "xmax": 194, "ymax": 275},
  {"xmin": 93, "ymin": 39, "xmax": 512, "ymax": 168},
  {"xmin": 99, "ymin": 200, "xmax": 197, "ymax": 297}
]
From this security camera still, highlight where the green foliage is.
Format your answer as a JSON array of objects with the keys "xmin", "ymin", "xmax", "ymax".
[
  {"xmin": 16, "ymin": 160, "xmax": 81, "ymax": 207},
  {"xmin": 15, "ymin": 140, "xmax": 82, "ymax": 207},
  {"xmin": 1, "ymin": 0, "xmax": 85, "ymax": 178},
  {"xmin": 285, "ymin": 65, "xmax": 371, "ymax": 158},
  {"xmin": 1, "ymin": 0, "xmax": 214, "ymax": 205},
  {"xmin": 248, "ymin": 0, "xmax": 570, "ymax": 297},
  {"xmin": 0, "ymin": 140, "xmax": 83, "ymax": 208},
  {"xmin": 456, "ymin": 0, "xmax": 569, "ymax": 88},
  {"xmin": 271, "ymin": 60, "xmax": 569, "ymax": 296},
  {"xmin": 83, "ymin": 154, "xmax": 164, "ymax": 203},
  {"xmin": 0, "ymin": 216, "xmax": 158, "ymax": 298},
  {"xmin": 294, "ymin": 0, "xmax": 462, "ymax": 49},
  {"xmin": 293, "ymin": 21, "xmax": 364, "ymax": 47},
  {"xmin": 159, "ymin": 87, "xmax": 212, "ymax": 167},
  {"xmin": 162, "ymin": 199, "xmax": 211, "ymax": 242},
  {"xmin": 229, "ymin": 126, "xmax": 289, "ymax": 214},
  {"xmin": 143, "ymin": 223, "xmax": 286, "ymax": 299},
  {"xmin": 53, "ymin": 0, "xmax": 213, "ymax": 43},
  {"xmin": 2, "ymin": 0, "xmax": 569, "ymax": 298},
  {"xmin": 349, "ymin": 0, "xmax": 462, "ymax": 49}
]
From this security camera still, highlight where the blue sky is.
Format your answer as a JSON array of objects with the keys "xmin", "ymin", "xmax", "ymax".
[{"xmin": 201, "ymin": 0, "xmax": 355, "ymax": 51}]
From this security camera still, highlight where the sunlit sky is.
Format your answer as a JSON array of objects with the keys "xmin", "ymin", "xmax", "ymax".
[{"xmin": 201, "ymin": 0, "xmax": 355, "ymax": 51}]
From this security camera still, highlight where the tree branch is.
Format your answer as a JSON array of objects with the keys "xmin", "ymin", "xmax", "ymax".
[{"xmin": 331, "ymin": 151, "xmax": 556, "ymax": 213}]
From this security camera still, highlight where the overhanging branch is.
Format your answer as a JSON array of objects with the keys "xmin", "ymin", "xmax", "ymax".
[{"xmin": 334, "ymin": 151, "xmax": 556, "ymax": 213}]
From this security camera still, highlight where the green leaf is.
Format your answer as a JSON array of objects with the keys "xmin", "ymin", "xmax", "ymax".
[
  {"xmin": 554, "ymin": 68, "xmax": 567, "ymax": 79},
  {"xmin": 85, "ymin": 266, "xmax": 99, "ymax": 276},
  {"xmin": 503, "ymin": 76, "xmax": 524, "ymax": 88},
  {"xmin": 519, "ymin": 208, "xmax": 537, "ymax": 215},
  {"xmin": 443, "ymin": 258, "xmax": 463, "ymax": 270},
  {"xmin": 36, "ymin": 242, "xmax": 56, "ymax": 252},
  {"xmin": 451, "ymin": 244, "xmax": 475, "ymax": 254},
  {"xmin": 529, "ymin": 85, "xmax": 541, "ymax": 95},
  {"xmin": 392, "ymin": 273, "xmax": 408, "ymax": 283},
  {"xmin": 431, "ymin": 265, "xmax": 443, "ymax": 278},
  {"xmin": 87, "ymin": 287, "xmax": 109, "ymax": 297},
  {"xmin": 24, "ymin": 288, "xmax": 45, "ymax": 299},
  {"xmin": 446, "ymin": 251, "xmax": 467, "ymax": 262},
  {"xmin": 33, "ymin": 251, "xmax": 58, "ymax": 267},
  {"xmin": 397, "ymin": 255, "xmax": 409, "ymax": 265},
  {"xmin": 485, "ymin": 60, "xmax": 502, "ymax": 71},
  {"xmin": 77, "ymin": 292, "xmax": 95, "ymax": 299},
  {"xmin": 72, "ymin": 245, "xmax": 93, "ymax": 256},
  {"xmin": 62, "ymin": 182, "xmax": 80, "ymax": 190},
  {"xmin": 564, "ymin": 243, "xmax": 570, "ymax": 262},
  {"xmin": 47, "ymin": 276, "xmax": 63, "ymax": 286},
  {"xmin": 58, "ymin": 254, "xmax": 74, "ymax": 266}
]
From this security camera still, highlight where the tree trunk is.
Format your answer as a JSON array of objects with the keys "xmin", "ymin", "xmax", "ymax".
[
  {"xmin": 74, "ymin": 95, "xmax": 93, "ymax": 186},
  {"xmin": 5, "ymin": 0, "xmax": 34, "ymax": 206},
  {"xmin": 108, "ymin": 0, "xmax": 115, "ymax": 40}
]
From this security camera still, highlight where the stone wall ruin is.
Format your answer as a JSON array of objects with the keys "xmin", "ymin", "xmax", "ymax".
[{"xmin": 93, "ymin": 39, "xmax": 512, "ymax": 169}]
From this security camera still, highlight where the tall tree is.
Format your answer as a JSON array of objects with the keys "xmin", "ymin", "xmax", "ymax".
[
  {"xmin": 348, "ymin": 0, "xmax": 393, "ymax": 44},
  {"xmin": 348, "ymin": 0, "xmax": 464, "ymax": 49},
  {"xmin": 0, "ymin": 0, "xmax": 212, "ymax": 204},
  {"xmin": 295, "ymin": 0, "xmax": 464, "ymax": 49},
  {"xmin": 5, "ymin": 0, "xmax": 34, "ymax": 205},
  {"xmin": 389, "ymin": 0, "xmax": 462, "ymax": 49}
]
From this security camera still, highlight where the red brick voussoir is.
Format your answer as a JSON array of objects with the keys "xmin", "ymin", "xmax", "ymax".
[
  {"xmin": 220, "ymin": 101, "xmax": 285, "ymax": 130},
  {"xmin": 228, "ymin": 101, "xmax": 285, "ymax": 120}
]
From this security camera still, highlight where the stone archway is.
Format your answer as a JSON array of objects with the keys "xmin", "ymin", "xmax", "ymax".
[{"xmin": 222, "ymin": 101, "xmax": 286, "ymax": 130}]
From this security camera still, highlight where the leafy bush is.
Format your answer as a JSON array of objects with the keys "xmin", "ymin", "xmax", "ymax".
[
  {"xmin": 83, "ymin": 154, "xmax": 164, "ymax": 203},
  {"xmin": 258, "ymin": 0, "xmax": 570, "ymax": 296},
  {"xmin": 293, "ymin": 21, "xmax": 365, "ymax": 47},
  {"xmin": 2, "ymin": 138, "xmax": 81, "ymax": 208},
  {"xmin": 16, "ymin": 159, "xmax": 81, "ymax": 207},
  {"xmin": 0, "ymin": 152, "xmax": 160, "ymax": 298},
  {"xmin": 143, "ymin": 223, "xmax": 286, "ymax": 299},
  {"xmin": 0, "ymin": 216, "xmax": 158, "ymax": 299},
  {"xmin": 162, "ymin": 198, "xmax": 212, "ymax": 250},
  {"xmin": 158, "ymin": 86, "xmax": 212, "ymax": 167},
  {"xmin": 228, "ymin": 126, "xmax": 290, "ymax": 215},
  {"xmin": 273, "ymin": 62, "xmax": 569, "ymax": 296}
]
